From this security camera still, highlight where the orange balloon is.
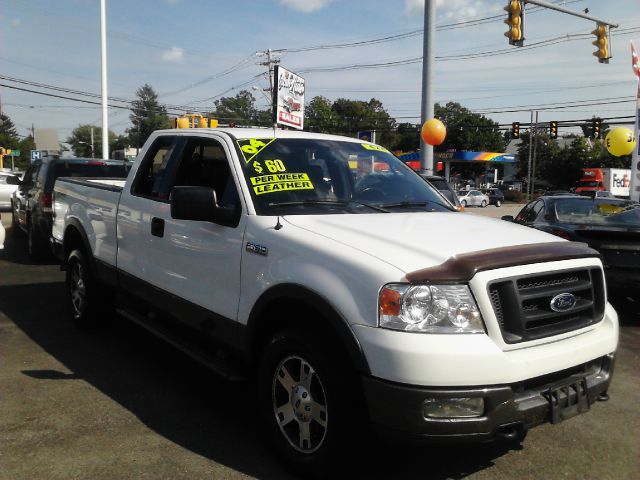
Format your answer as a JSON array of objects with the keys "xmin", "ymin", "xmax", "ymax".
[{"xmin": 421, "ymin": 118, "xmax": 446, "ymax": 146}]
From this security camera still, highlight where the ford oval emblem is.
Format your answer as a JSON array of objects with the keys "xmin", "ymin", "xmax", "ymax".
[{"xmin": 550, "ymin": 293, "xmax": 577, "ymax": 312}]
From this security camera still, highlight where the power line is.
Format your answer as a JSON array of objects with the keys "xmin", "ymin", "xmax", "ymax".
[{"xmin": 273, "ymin": 0, "xmax": 584, "ymax": 53}]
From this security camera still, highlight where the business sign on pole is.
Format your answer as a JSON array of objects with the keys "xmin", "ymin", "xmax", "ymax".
[
  {"xmin": 273, "ymin": 65, "xmax": 305, "ymax": 130},
  {"xmin": 31, "ymin": 150, "xmax": 42, "ymax": 163}
]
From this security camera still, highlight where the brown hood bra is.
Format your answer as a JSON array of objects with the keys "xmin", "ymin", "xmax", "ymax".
[{"xmin": 405, "ymin": 241, "xmax": 600, "ymax": 283}]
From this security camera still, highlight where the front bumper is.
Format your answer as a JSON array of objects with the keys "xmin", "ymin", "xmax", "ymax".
[{"xmin": 362, "ymin": 353, "xmax": 614, "ymax": 443}]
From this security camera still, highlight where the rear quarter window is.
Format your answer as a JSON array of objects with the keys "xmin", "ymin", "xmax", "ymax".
[{"xmin": 45, "ymin": 162, "xmax": 129, "ymax": 190}]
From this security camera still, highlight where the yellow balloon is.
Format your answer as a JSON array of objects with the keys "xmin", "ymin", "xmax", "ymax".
[{"xmin": 605, "ymin": 127, "xmax": 636, "ymax": 156}]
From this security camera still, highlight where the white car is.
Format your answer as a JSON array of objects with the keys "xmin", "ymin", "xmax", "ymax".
[
  {"xmin": 0, "ymin": 172, "xmax": 21, "ymax": 210},
  {"xmin": 457, "ymin": 189, "xmax": 490, "ymax": 208}
]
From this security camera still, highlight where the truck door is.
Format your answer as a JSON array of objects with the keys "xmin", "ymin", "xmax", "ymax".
[{"xmin": 118, "ymin": 134, "xmax": 245, "ymax": 344}]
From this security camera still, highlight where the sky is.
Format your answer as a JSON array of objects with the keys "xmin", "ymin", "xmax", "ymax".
[{"xmin": 1, "ymin": 0, "xmax": 639, "ymax": 146}]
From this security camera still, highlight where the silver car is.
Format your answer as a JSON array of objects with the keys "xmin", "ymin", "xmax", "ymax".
[
  {"xmin": 457, "ymin": 189, "xmax": 490, "ymax": 208},
  {"xmin": 0, "ymin": 172, "xmax": 21, "ymax": 210}
]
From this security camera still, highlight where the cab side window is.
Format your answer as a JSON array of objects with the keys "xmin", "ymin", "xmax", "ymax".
[
  {"xmin": 132, "ymin": 136, "xmax": 177, "ymax": 200},
  {"xmin": 171, "ymin": 138, "xmax": 240, "ymax": 209}
]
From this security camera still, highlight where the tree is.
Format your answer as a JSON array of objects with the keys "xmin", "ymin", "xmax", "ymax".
[
  {"xmin": 388, "ymin": 123, "xmax": 420, "ymax": 153},
  {"xmin": 431, "ymin": 102, "xmax": 505, "ymax": 180},
  {"xmin": 66, "ymin": 125, "xmax": 118, "ymax": 158},
  {"xmin": 0, "ymin": 113, "xmax": 32, "ymax": 170},
  {"xmin": 127, "ymin": 84, "xmax": 170, "ymax": 148},
  {"xmin": 305, "ymin": 96, "xmax": 336, "ymax": 133},
  {"xmin": 515, "ymin": 130, "xmax": 562, "ymax": 189},
  {"xmin": 211, "ymin": 90, "xmax": 269, "ymax": 126},
  {"xmin": 303, "ymin": 96, "xmax": 396, "ymax": 145},
  {"xmin": 434, "ymin": 102, "xmax": 505, "ymax": 152}
]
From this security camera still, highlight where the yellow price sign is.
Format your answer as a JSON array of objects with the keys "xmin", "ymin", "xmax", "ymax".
[{"xmin": 361, "ymin": 143, "xmax": 389, "ymax": 153}]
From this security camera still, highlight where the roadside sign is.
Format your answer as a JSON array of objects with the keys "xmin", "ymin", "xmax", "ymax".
[
  {"xmin": 273, "ymin": 65, "xmax": 305, "ymax": 130},
  {"xmin": 31, "ymin": 150, "xmax": 42, "ymax": 162},
  {"xmin": 9, "ymin": 150, "xmax": 21, "ymax": 157}
]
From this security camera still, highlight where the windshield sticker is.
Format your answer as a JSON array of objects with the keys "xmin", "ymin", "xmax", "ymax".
[
  {"xmin": 238, "ymin": 138, "xmax": 275, "ymax": 163},
  {"xmin": 361, "ymin": 143, "xmax": 389, "ymax": 153},
  {"xmin": 250, "ymin": 173, "xmax": 314, "ymax": 196},
  {"xmin": 252, "ymin": 159, "xmax": 287, "ymax": 175}
]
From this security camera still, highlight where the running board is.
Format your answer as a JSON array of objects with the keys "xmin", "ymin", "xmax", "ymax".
[{"xmin": 115, "ymin": 308, "xmax": 246, "ymax": 382}]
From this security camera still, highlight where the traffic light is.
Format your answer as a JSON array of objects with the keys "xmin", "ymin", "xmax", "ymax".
[
  {"xmin": 549, "ymin": 121, "xmax": 558, "ymax": 139},
  {"xmin": 504, "ymin": 0, "xmax": 524, "ymax": 47},
  {"xmin": 591, "ymin": 23, "xmax": 609, "ymax": 63},
  {"xmin": 511, "ymin": 122, "xmax": 520, "ymax": 139},
  {"xmin": 591, "ymin": 117, "xmax": 602, "ymax": 139}
]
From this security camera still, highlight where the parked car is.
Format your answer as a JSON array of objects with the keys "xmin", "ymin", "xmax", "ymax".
[
  {"xmin": 482, "ymin": 187, "xmax": 504, "ymax": 207},
  {"xmin": 11, "ymin": 157, "xmax": 130, "ymax": 258},
  {"xmin": 457, "ymin": 189, "xmax": 490, "ymax": 207},
  {"xmin": 0, "ymin": 220, "xmax": 4, "ymax": 250},
  {"xmin": 421, "ymin": 175, "xmax": 463, "ymax": 210},
  {"xmin": 0, "ymin": 172, "xmax": 22, "ymax": 210},
  {"xmin": 503, "ymin": 195, "xmax": 640, "ymax": 295}
]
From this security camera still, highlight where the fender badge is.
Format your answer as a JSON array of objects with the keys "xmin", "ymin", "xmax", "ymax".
[{"xmin": 246, "ymin": 242, "xmax": 268, "ymax": 256}]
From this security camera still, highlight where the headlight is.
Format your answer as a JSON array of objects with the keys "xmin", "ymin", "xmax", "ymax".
[{"xmin": 379, "ymin": 284, "xmax": 484, "ymax": 333}]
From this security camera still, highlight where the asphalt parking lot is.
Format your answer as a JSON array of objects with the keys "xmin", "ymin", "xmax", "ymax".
[{"xmin": 1, "ymin": 210, "xmax": 638, "ymax": 480}]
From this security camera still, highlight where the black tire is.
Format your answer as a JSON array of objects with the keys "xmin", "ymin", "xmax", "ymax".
[
  {"xmin": 495, "ymin": 200, "xmax": 502, "ymax": 207},
  {"xmin": 27, "ymin": 219, "xmax": 46, "ymax": 259},
  {"xmin": 11, "ymin": 204, "xmax": 22, "ymax": 236},
  {"xmin": 66, "ymin": 249, "xmax": 109, "ymax": 327},
  {"xmin": 481, "ymin": 200, "xmax": 487, "ymax": 208},
  {"xmin": 258, "ymin": 327, "xmax": 361, "ymax": 477},
  {"xmin": 461, "ymin": 200, "xmax": 467, "ymax": 207}
]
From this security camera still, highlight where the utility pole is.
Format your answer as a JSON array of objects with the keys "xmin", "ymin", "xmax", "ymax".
[
  {"xmin": 419, "ymin": 0, "xmax": 436, "ymax": 175},
  {"xmin": 526, "ymin": 110, "xmax": 534, "ymax": 200},
  {"xmin": 100, "ymin": 0, "xmax": 109, "ymax": 160},
  {"xmin": 531, "ymin": 111, "xmax": 540, "ymax": 196},
  {"xmin": 90, "ymin": 127, "xmax": 95, "ymax": 158},
  {"xmin": 257, "ymin": 49, "xmax": 280, "ymax": 127}
]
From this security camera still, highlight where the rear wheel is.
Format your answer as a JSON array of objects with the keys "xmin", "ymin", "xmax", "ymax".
[
  {"xmin": 481, "ymin": 200, "xmax": 487, "ymax": 208},
  {"xmin": 11, "ymin": 204, "xmax": 21, "ymax": 236},
  {"xmin": 27, "ymin": 219, "xmax": 46, "ymax": 258},
  {"xmin": 259, "ymin": 327, "xmax": 360, "ymax": 477},
  {"xmin": 66, "ymin": 249, "xmax": 110, "ymax": 327},
  {"xmin": 495, "ymin": 200, "xmax": 502, "ymax": 207}
]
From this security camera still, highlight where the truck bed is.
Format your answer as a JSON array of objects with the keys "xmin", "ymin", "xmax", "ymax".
[{"xmin": 52, "ymin": 177, "xmax": 125, "ymax": 267}]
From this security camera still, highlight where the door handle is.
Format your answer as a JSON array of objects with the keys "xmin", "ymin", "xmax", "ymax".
[{"xmin": 151, "ymin": 217, "xmax": 165, "ymax": 237}]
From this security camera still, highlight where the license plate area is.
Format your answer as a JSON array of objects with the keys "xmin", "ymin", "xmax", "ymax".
[{"xmin": 544, "ymin": 377, "xmax": 590, "ymax": 424}]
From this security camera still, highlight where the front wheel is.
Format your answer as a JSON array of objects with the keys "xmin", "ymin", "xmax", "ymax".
[
  {"xmin": 495, "ymin": 200, "xmax": 502, "ymax": 207},
  {"xmin": 461, "ymin": 200, "xmax": 467, "ymax": 207},
  {"xmin": 259, "ymin": 328, "xmax": 359, "ymax": 476},
  {"xmin": 481, "ymin": 200, "xmax": 487, "ymax": 208}
]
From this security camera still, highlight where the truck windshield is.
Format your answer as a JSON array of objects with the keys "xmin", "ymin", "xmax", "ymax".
[{"xmin": 235, "ymin": 138, "xmax": 453, "ymax": 215}]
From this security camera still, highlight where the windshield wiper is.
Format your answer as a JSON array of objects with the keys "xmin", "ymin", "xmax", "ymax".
[
  {"xmin": 377, "ymin": 201, "xmax": 432, "ymax": 209},
  {"xmin": 268, "ymin": 200, "xmax": 389, "ymax": 213}
]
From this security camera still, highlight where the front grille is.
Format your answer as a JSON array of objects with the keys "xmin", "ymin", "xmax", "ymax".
[{"xmin": 488, "ymin": 267, "xmax": 605, "ymax": 344}]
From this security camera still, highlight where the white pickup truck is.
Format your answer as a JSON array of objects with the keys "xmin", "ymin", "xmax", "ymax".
[{"xmin": 52, "ymin": 128, "xmax": 618, "ymax": 474}]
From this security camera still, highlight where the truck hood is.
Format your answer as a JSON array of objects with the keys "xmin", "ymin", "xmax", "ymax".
[{"xmin": 284, "ymin": 212, "xmax": 560, "ymax": 274}]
